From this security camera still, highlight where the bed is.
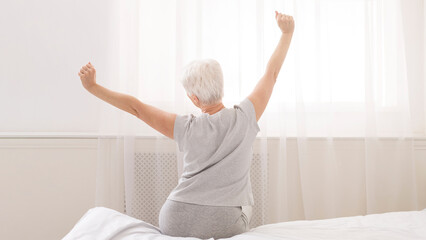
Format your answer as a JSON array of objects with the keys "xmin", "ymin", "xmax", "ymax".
[{"xmin": 62, "ymin": 207, "xmax": 426, "ymax": 240}]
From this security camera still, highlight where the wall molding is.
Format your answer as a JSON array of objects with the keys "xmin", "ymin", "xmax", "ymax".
[
  {"xmin": 0, "ymin": 138, "xmax": 97, "ymax": 149},
  {"xmin": 1, "ymin": 132, "xmax": 426, "ymax": 140},
  {"xmin": 0, "ymin": 135, "xmax": 425, "ymax": 151}
]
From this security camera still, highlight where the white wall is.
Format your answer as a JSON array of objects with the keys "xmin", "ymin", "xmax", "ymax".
[{"xmin": 0, "ymin": 0, "xmax": 120, "ymax": 133}]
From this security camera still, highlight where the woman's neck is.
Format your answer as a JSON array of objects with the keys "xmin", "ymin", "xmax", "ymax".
[{"xmin": 201, "ymin": 102, "xmax": 225, "ymax": 115}]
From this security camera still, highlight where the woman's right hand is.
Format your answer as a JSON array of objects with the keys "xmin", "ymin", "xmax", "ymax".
[
  {"xmin": 78, "ymin": 62, "xmax": 97, "ymax": 90},
  {"xmin": 275, "ymin": 11, "xmax": 294, "ymax": 34}
]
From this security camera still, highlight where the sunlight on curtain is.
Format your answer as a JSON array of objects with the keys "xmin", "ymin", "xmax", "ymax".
[
  {"xmin": 108, "ymin": 0, "xmax": 424, "ymax": 138},
  {"xmin": 95, "ymin": 0, "xmax": 424, "ymax": 225}
]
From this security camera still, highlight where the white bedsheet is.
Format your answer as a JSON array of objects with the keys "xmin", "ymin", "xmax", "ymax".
[{"xmin": 63, "ymin": 207, "xmax": 426, "ymax": 240}]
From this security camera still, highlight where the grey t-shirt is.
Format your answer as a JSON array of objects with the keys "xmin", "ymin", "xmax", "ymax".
[{"xmin": 167, "ymin": 98, "xmax": 260, "ymax": 207}]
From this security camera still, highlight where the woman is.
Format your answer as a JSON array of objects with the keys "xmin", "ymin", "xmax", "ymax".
[{"xmin": 78, "ymin": 11, "xmax": 294, "ymax": 239}]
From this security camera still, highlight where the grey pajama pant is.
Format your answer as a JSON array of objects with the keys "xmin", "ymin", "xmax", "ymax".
[{"xmin": 159, "ymin": 199, "xmax": 252, "ymax": 239}]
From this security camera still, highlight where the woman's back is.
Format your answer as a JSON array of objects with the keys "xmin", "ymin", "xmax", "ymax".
[{"xmin": 168, "ymin": 98, "xmax": 260, "ymax": 207}]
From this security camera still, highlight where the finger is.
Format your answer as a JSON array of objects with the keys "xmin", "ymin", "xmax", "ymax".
[
  {"xmin": 80, "ymin": 69, "xmax": 86, "ymax": 74},
  {"xmin": 83, "ymin": 66, "xmax": 89, "ymax": 71}
]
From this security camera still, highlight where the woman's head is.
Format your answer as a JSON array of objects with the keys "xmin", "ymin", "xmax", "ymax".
[{"xmin": 181, "ymin": 59, "xmax": 224, "ymax": 106}]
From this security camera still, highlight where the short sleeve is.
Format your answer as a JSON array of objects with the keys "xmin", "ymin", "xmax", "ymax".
[
  {"xmin": 174, "ymin": 114, "xmax": 195, "ymax": 152},
  {"xmin": 235, "ymin": 98, "xmax": 260, "ymax": 132}
]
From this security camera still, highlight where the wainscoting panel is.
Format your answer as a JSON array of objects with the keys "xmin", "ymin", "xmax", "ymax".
[{"xmin": 0, "ymin": 138, "xmax": 98, "ymax": 240}]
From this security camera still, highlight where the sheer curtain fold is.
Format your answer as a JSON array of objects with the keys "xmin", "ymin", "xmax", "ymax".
[
  {"xmin": 95, "ymin": 0, "xmax": 140, "ymax": 213},
  {"xmin": 363, "ymin": 0, "xmax": 417, "ymax": 215},
  {"xmin": 95, "ymin": 0, "xmax": 424, "ymax": 226}
]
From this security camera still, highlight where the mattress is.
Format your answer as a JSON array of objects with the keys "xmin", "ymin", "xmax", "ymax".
[{"xmin": 62, "ymin": 207, "xmax": 426, "ymax": 240}]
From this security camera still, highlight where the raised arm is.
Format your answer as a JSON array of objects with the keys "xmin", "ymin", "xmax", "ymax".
[
  {"xmin": 78, "ymin": 62, "xmax": 176, "ymax": 139},
  {"xmin": 248, "ymin": 11, "xmax": 295, "ymax": 121}
]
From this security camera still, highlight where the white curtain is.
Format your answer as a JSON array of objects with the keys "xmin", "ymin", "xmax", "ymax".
[{"xmin": 95, "ymin": 0, "xmax": 425, "ymax": 227}]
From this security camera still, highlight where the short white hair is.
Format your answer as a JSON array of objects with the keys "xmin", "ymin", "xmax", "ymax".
[{"xmin": 181, "ymin": 58, "xmax": 224, "ymax": 105}]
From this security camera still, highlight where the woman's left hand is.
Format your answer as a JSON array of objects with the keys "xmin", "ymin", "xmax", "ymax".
[{"xmin": 78, "ymin": 62, "xmax": 97, "ymax": 90}]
